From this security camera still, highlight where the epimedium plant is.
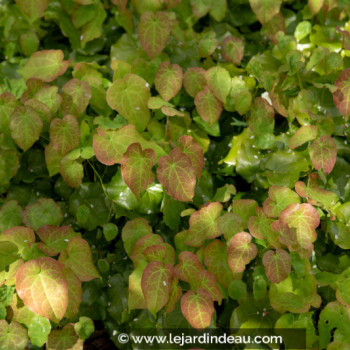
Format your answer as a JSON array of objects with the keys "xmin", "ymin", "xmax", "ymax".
[{"xmin": 1, "ymin": 0, "xmax": 350, "ymax": 349}]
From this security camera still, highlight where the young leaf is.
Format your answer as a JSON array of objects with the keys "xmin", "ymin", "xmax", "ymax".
[
  {"xmin": 179, "ymin": 135, "xmax": 205, "ymax": 180},
  {"xmin": 106, "ymin": 73, "xmax": 151, "ymax": 132},
  {"xmin": 195, "ymin": 86, "xmax": 223, "ymax": 126},
  {"xmin": 121, "ymin": 143, "xmax": 156, "ymax": 198},
  {"xmin": 138, "ymin": 11, "xmax": 170, "ymax": 58},
  {"xmin": 183, "ymin": 67, "xmax": 207, "ymax": 98},
  {"xmin": 231, "ymin": 199, "xmax": 258, "ymax": 228},
  {"xmin": 204, "ymin": 240, "xmax": 234, "ymax": 288},
  {"xmin": 181, "ymin": 288, "xmax": 214, "ymax": 329},
  {"xmin": 21, "ymin": 198, "xmax": 63, "ymax": 231},
  {"xmin": 15, "ymin": 0, "xmax": 49, "ymax": 23},
  {"xmin": 122, "ymin": 218, "xmax": 153, "ymax": 256},
  {"xmin": 198, "ymin": 31, "xmax": 217, "ymax": 58},
  {"xmin": 36, "ymin": 225, "xmax": 80, "ymax": 257},
  {"xmin": 49, "ymin": 115, "xmax": 80, "ymax": 155},
  {"xmin": 164, "ymin": 276, "xmax": 182, "ymax": 313},
  {"xmin": 130, "ymin": 234, "xmax": 164, "ymax": 266},
  {"xmin": 279, "ymin": 203, "xmax": 320, "ymax": 249},
  {"xmin": 1, "ymin": 226, "xmax": 35, "ymax": 250},
  {"xmin": 262, "ymin": 249, "xmax": 291, "ymax": 283},
  {"xmin": 222, "ymin": 35, "xmax": 244, "ymax": 65},
  {"xmin": 185, "ymin": 202, "xmax": 223, "ymax": 247},
  {"xmin": 157, "ymin": 148, "xmax": 196, "ymax": 202},
  {"xmin": 61, "ymin": 79, "xmax": 92, "ymax": 117},
  {"xmin": 60, "ymin": 237, "xmax": 101, "ymax": 282},
  {"xmin": 217, "ymin": 212, "xmax": 244, "ymax": 241},
  {"xmin": 227, "ymin": 232, "xmax": 257, "ymax": 273},
  {"xmin": 333, "ymin": 68, "xmax": 350, "ymax": 120},
  {"xmin": 249, "ymin": 0, "xmax": 282, "ymax": 24},
  {"xmin": 174, "ymin": 251, "xmax": 203, "ymax": 288},
  {"xmin": 154, "ymin": 61, "xmax": 183, "ymax": 102},
  {"xmin": 0, "ymin": 321, "xmax": 28, "ymax": 350},
  {"xmin": 10, "ymin": 106, "xmax": 43, "ymax": 152},
  {"xmin": 93, "ymin": 125, "xmax": 165, "ymax": 165},
  {"xmin": 190, "ymin": 0, "xmax": 211, "ymax": 18},
  {"xmin": 46, "ymin": 324, "xmax": 81, "ymax": 350},
  {"xmin": 16, "ymin": 257, "xmax": 68, "ymax": 323},
  {"xmin": 263, "ymin": 186, "xmax": 301, "ymax": 218},
  {"xmin": 141, "ymin": 261, "xmax": 174, "ymax": 316},
  {"xmin": 205, "ymin": 66, "xmax": 231, "ymax": 103},
  {"xmin": 19, "ymin": 50, "xmax": 68, "ymax": 82},
  {"xmin": 63, "ymin": 267, "xmax": 82, "ymax": 320},
  {"xmin": 309, "ymin": 135, "xmax": 337, "ymax": 175},
  {"xmin": 59, "ymin": 158, "xmax": 84, "ymax": 188},
  {"xmin": 198, "ymin": 270, "xmax": 222, "ymax": 304},
  {"xmin": 288, "ymin": 125, "xmax": 318, "ymax": 149},
  {"xmin": 27, "ymin": 315, "xmax": 51, "ymax": 347},
  {"xmin": 142, "ymin": 244, "xmax": 168, "ymax": 263}
]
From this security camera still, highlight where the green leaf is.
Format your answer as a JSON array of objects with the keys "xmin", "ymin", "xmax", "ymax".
[
  {"xmin": 28, "ymin": 315, "xmax": 51, "ymax": 347},
  {"xmin": 249, "ymin": 0, "xmax": 281, "ymax": 24},
  {"xmin": 141, "ymin": 261, "xmax": 174, "ymax": 316},
  {"xmin": 15, "ymin": 0, "xmax": 48, "ymax": 23},
  {"xmin": 138, "ymin": 11, "xmax": 170, "ymax": 58},
  {"xmin": 37, "ymin": 225, "xmax": 80, "ymax": 257},
  {"xmin": 308, "ymin": 0, "xmax": 324, "ymax": 15},
  {"xmin": 174, "ymin": 251, "xmax": 203, "ymax": 288},
  {"xmin": 74, "ymin": 316, "xmax": 94, "ymax": 341},
  {"xmin": 195, "ymin": 86, "xmax": 222, "ymax": 126},
  {"xmin": 227, "ymin": 232, "xmax": 257, "ymax": 273},
  {"xmin": 61, "ymin": 79, "xmax": 92, "ymax": 117},
  {"xmin": 59, "ymin": 158, "xmax": 84, "ymax": 189},
  {"xmin": 295, "ymin": 21, "xmax": 312, "ymax": 41},
  {"xmin": 10, "ymin": 106, "xmax": 43, "ymax": 151},
  {"xmin": 206, "ymin": 66, "xmax": 231, "ymax": 104},
  {"xmin": 21, "ymin": 198, "xmax": 63, "ymax": 231},
  {"xmin": 197, "ymin": 270, "xmax": 222, "ymax": 304},
  {"xmin": 288, "ymin": 125, "xmax": 318, "ymax": 149},
  {"xmin": 185, "ymin": 202, "xmax": 223, "ymax": 247},
  {"xmin": 217, "ymin": 212, "xmax": 244, "ymax": 241},
  {"xmin": 0, "ymin": 320, "xmax": 28, "ymax": 350},
  {"xmin": 122, "ymin": 218, "xmax": 153, "ymax": 256},
  {"xmin": 157, "ymin": 148, "xmax": 196, "ymax": 202},
  {"xmin": 231, "ymin": 199, "xmax": 258, "ymax": 229},
  {"xmin": 154, "ymin": 61, "xmax": 183, "ymax": 102},
  {"xmin": 183, "ymin": 67, "xmax": 207, "ymax": 98},
  {"xmin": 102, "ymin": 223, "xmax": 118, "ymax": 242},
  {"xmin": 222, "ymin": 36, "xmax": 244, "ymax": 65},
  {"xmin": 263, "ymin": 249, "xmax": 291, "ymax": 283},
  {"xmin": 106, "ymin": 74, "xmax": 151, "ymax": 132},
  {"xmin": 121, "ymin": 143, "xmax": 156, "ymax": 198},
  {"xmin": 309, "ymin": 135, "xmax": 337, "ymax": 175},
  {"xmin": 181, "ymin": 288, "xmax": 214, "ymax": 329},
  {"xmin": 63, "ymin": 267, "xmax": 82, "ymax": 320},
  {"xmin": 60, "ymin": 237, "xmax": 101, "ymax": 282},
  {"xmin": 198, "ymin": 31, "xmax": 217, "ymax": 58},
  {"xmin": 93, "ymin": 125, "xmax": 165, "ymax": 165},
  {"xmin": 0, "ymin": 242, "xmax": 20, "ymax": 271},
  {"xmin": 228, "ymin": 280, "xmax": 247, "ymax": 300},
  {"xmin": 279, "ymin": 203, "xmax": 320, "ymax": 249},
  {"xmin": 0, "ymin": 226, "xmax": 35, "ymax": 251},
  {"xmin": 46, "ymin": 324, "xmax": 81, "ymax": 350},
  {"xmin": 0, "ymin": 201, "xmax": 22, "ymax": 232},
  {"xmin": 16, "ymin": 257, "xmax": 68, "ymax": 323},
  {"xmin": 19, "ymin": 50, "xmax": 68, "ymax": 82}
]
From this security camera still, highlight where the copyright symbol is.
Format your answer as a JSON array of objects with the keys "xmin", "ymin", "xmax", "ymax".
[{"xmin": 118, "ymin": 333, "xmax": 129, "ymax": 344}]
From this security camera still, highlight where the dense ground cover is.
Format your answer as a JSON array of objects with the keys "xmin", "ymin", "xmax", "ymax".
[{"xmin": 1, "ymin": 0, "xmax": 350, "ymax": 349}]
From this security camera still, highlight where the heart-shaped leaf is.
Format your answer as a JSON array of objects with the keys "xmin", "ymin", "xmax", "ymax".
[
  {"xmin": 16, "ymin": 257, "xmax": 68, "ymax": 323},
  {"xmin": 15, "ymin": 0, "xmax": 49, "ymax": 23},
  {"xmin": 288, "ymin": 125, "xmax": 318, "ymax": 149},
  {"xmin": 1, "ymin": 226, "xmax": 35, "ymax": 250},
  {"xmin": 334, "ymin": 68, "xmax": 350, "ymax": 120},
  {"xmin": 227, "ymin": 232, "xmax": 257, "ymax": 273},
  {"xmin": 309, "ymin": 135, "xmax": 337, "ymax": 175},
  {"xmin": 107, "ymin": 73, "xmax": 151, "ymax": 132},
  {"xmin": 183, "ymin": 67, "xmax": 207, "ymax": 98},
  {"xmin": 19, "ymin": 50, "xmax": 68, "ymax": 82},
  {"xmin": 121, "ymin": 143, "xmax": 156, "ymax": 198},
  {"xmin": 59, "ymin": 158, "xmax": 84, "ymax": 188},
  {"xmin": 141, "ymin": 261, "xmax": 174, "ymax": 316},
  {"xmin": 154, "ymin": 61, "xmax": 183, "ymax": 102},
  {"xmin": 197, "ymin": 270, "xmax": 222, "ymax": 304},
  {"xmin": 195, "ymin": 86, "xmax": 223, "ymax": 125},
  {"xmin": 59, "ymin": 237, "xmax": 101, "ymax": 282},
  {"xmin": 10, "ymin": 106, "xmax": 43, "ymax": 152},
  {"xmin": 138, "ymin": 11, "xmax": 170, "ymax": 58},
  {"xmin": 206, "ymin": 66, "xmax": 231, "ymax": 103},
  {"xmin": 249, "ymin": 0, "xmax": 282, "ymax": 24},
  {"xmin": 0, "ymin": 320, "xmax": 28, "ymax": 350},
  {"xmin": 222, "ymin": 35, "xmax": 244, "ymax": 65},
  {"xmin": 181, "ymin": 288, "xmax": 214, "ymax": 329},
  {"xmin": 174, "ymin": 251, "xmax": 204, "ymax": 288},
  {"xmin": 157, "ymin": 148, "xmax": 196, "ymax": 202},
  {"xmin": 185, "ymin": 202, "xmax": 223, "ymax": 247},
  {"xmin": 263, "ymin": 249, "xmax": 291, "ymax": 283},
  {"xmin": 46, "ymin": 324, "xmax": 81, "ymax": 350}
]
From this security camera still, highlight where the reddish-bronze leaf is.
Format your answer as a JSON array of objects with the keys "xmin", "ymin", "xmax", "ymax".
[
  {"xmin": 121, "ymin": 143, "xmax": 156, "ymax": 198},
  {"xmin": 309, "ymin": 135, "xmax": 337, "ymax": 175},
  {"xmin": 183, "ymin": 67, "xmax": 207, "ymax": 98},
  {"xmin": 181, "ymin": 288, "xmax": 214, "ymax": 329},
  {"xmin": 154, "ymin": 61, "xmax": 183, "ymax": 102},
  {"xmin": 157, "ymin": 148, "xmax": 196, "ymax": 202},
  {"xmin": 227, "ymin": 232, "xmax": 257, "ymax": 273},
  {"xmin": 179, "ymin": 135, "xmax": 204, "ymax": 179},
  {"xmin": 198, "ymin": 270, "xmax": 222, "ymax": 304},
  {"xmin": 174, "ymin": 251, "xmax": 204, "ymax": 288},
  {"xmin": 222, "ymin": 35, "xmax": 244, "ymax": 65},
  {"xmin": 16, "ymin": 257, "xmax": 68, "ymax": 323},
  {"xmin": 262, "ymin": 249, "xmax": 291, "ymax": 283},
  {"xmin": 138, "ymin": 11, "xmax": 170, "ymax": 58},
  {"xmin": 194, "ymin": 86, "xmax": 223, "ymax": 126},
  {"xmin": 334, "ymin": 68, "xmax": 350, "ymax": 120}
]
